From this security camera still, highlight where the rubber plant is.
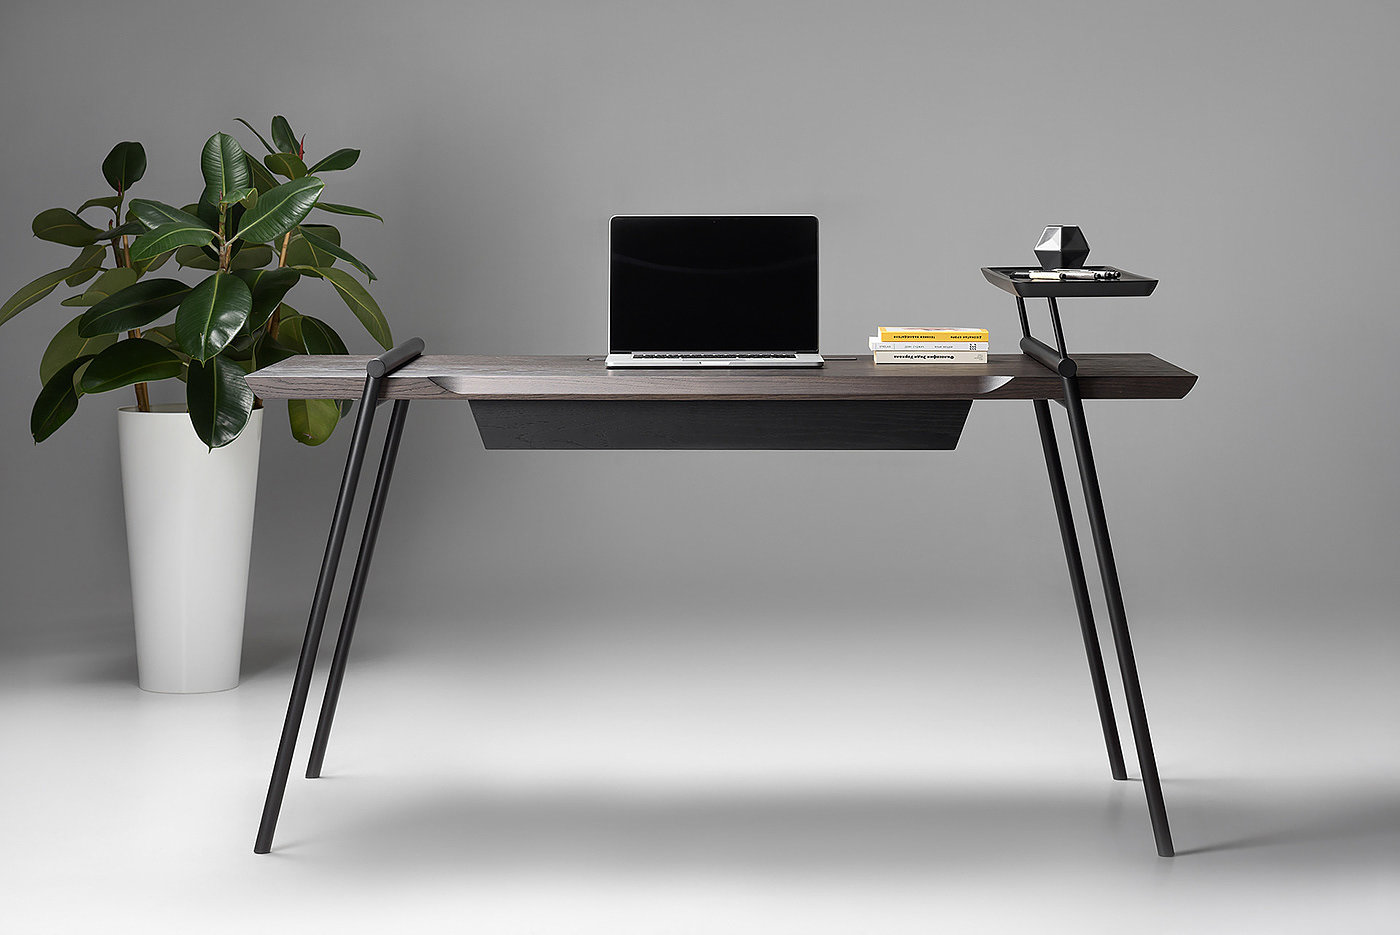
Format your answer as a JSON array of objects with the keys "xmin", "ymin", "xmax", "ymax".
[{"xmin": 1, "ymin": 117, "xmax": 390, "ymax": 448}]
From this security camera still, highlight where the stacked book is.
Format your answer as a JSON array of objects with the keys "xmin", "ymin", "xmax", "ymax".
[{"xmin": 869, "ymin": 327, "xmax": 989, "ymax": 364}]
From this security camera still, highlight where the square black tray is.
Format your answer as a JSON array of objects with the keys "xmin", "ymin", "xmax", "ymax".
[{"xmin": 982, "ymin": 266, "xmax": 1157, "ymax": 298}]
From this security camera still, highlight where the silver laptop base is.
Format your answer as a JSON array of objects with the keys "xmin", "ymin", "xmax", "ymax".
[{"xmin": 606, "ymin": 353, "xmax": 824, "ymax": 368}]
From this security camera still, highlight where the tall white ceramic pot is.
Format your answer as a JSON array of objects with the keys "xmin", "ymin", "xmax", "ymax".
[{"xmin": 117, "ymin": 405, "xmax": 263, "ymax": 693}]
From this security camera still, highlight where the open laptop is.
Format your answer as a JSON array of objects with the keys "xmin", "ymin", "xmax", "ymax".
[{"xmin": 605, "ymin": 215, "xmax": 824, "ymax": 367}]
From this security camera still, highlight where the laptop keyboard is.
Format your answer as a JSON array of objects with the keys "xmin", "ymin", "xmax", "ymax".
[{"xmin": 631, "ymin": 353, "xmax": 798, "ymax": 359}]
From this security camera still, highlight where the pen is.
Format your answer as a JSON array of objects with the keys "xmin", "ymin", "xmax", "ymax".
[{"xmin": 1012, "ymin": 269, "xmax": 1121, "ymax": 281}]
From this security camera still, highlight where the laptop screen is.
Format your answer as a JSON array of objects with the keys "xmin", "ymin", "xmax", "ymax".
[{"xmin": 609, "ymin": 215, "xmax": 818, "ymax": 353}]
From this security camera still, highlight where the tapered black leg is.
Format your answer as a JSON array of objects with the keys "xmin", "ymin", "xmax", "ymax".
[
  {"xmin": 254, "ymin": 377, "xmax": 385, "ymax": 855},
  {"xmin": 306, "ymin": 399, "xmax": 412, "ymax": 779},
  {"xmin": 1032, "ymin": 398, "xmax": 1127, "ymax": 781},
  {"xmin": 1058, "ymin": 370, "xmax": 1175, "ymax": 858}
]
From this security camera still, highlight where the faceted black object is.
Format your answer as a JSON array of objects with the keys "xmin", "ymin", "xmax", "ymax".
[{"xmin": 1035, "ymin": 225, "xmax": 1090, "ymax": 269}]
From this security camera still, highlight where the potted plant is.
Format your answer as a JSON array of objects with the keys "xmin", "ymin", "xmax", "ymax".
[{"xmin": 2, "ymin": 117, "xmax": 393, "ymax": 693}]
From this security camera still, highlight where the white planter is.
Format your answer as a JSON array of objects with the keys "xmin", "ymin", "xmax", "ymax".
[{"xmin": 118, "ymin": 405, "xmax": 263, "ymax": 693}]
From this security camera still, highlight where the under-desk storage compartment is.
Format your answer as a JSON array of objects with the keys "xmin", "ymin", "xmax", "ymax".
[{"xmin": 469, "ymin": 399, "xmax": 973, "ymax": 450}]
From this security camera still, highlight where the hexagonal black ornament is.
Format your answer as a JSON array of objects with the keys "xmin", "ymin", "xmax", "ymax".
[{"xmin": 1035, "ymin": 225, "xmax": 1090, "ymax": 269}]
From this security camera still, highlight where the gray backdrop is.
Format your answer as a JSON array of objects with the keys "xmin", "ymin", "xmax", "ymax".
[{"xmin": 1, "ymin": 1, "xmax": 1395, "ymax": 768}]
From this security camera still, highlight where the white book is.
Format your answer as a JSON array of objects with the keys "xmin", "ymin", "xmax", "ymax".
[
  {"xmin": 869, "ymin": 336, "xmax": 989, "ymax": 351},
  {"xmin": 873, "ymin": 350, "xmax": 988, "ymax": 364}
]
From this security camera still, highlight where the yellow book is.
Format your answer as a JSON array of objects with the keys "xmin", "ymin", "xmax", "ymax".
[{"xmin": 878, "ymin": 326, "xmax": 990, "ymax": 342}]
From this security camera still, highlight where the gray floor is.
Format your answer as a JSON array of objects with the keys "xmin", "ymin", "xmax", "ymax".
[{"xmin": 5, "ymin": 599, "xmax": 1396, "ymax": 933}]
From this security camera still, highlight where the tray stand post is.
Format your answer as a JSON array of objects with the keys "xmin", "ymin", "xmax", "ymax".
[
  {"xmin": 254, "ymin": 339, "xmax": 424, "ymax": 855},
  {"xmin": 1017, "ymin": 296, "xmax": 1174, "ymax": 858}
]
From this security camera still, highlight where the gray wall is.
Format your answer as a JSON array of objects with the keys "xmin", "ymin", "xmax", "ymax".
[{"xmin": 2, "ymin": 1, "xmax": 1396, "ymax": 677}]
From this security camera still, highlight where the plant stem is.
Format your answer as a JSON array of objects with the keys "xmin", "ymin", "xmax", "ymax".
[
  {"xmin": 278, "ymin": 230, "xmax": 291, "ymax": 267},
  {"xmin": 115, "ymin": 233, "xmax": 149, "ymax": 412}
]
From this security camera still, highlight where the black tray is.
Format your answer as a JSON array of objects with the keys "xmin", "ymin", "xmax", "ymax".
[{"xmin": 982, "ymin": 266, "xmax": 1157, "ymax": 298}]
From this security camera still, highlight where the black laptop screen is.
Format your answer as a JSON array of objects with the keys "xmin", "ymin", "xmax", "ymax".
[{"xmin": 609, "ymin": 216, "xmax": 818, "ymax": 353}]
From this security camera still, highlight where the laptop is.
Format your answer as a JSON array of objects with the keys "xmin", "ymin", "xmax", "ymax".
[{"xmin": 605, "ymin": 215, "xmax": 824, "ymax": 367}]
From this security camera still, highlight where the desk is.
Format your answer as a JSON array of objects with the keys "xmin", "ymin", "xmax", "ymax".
[{"xmin": 246, "ymin": 350, "xmax": 1197, "ymax": 857}]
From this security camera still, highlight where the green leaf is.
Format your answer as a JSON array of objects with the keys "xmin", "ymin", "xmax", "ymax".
[
  {"xmin": 194, "ymin": 196, "xmax": 220, "ymax": 229},
  {"xmin": 315, "ymin": 267, "xmax": 391, "ymax": 349},
  {"xmin": 175, "ymin": 272, "xmax": 253, "ymax": 361},
  {"xmin": 32, "ymin": 357, "xmax": 93, "ymax": 442},
  {"xmin": 176, "ymin": 244, "xmax": 221, "ymax": 270},
  {"xmin": 288, "ymin": 397, "xmax": 339, "ymax": 446},
  {"xmin": 92, "ymin": 221, "xmax": 145, "ymax": 241},
  {"xmin": 143, "ymin": 322, "xmax": 181, "ymax": 348},
  {"xmin": 306, "ymin": 148, "xmax": 360, "ymax": 174},
  {"xmin": 102, "ymin": 141, "xmax": 147, "ymax": 193},
  {"xmin": 128, "ymin": 199, "xmax": 209, "ymax": 231},
  {"xmin": 228, "ymin": 243, "xmax": 274, "ymax": 271},
  {"xmin": 129, "ymin": 221, "xmax": 217, "ymax": 262},
  {"xmin": 251, "ymin": 331, "xmax": 300, "ymax": 371},
  {"xmin": 312, "ymin": 202, "xmax": 383, "ymax": 222},
  {"xmin": 77, "ymin": 195, "xmax": 121, "ymax": 214},
  {"xmin": 245, "ymin": 153, "xmax": 279, "ymax": 194},
  {"xmin": 186, "ymin": 355, "xmax": 254, "ymax": 449},
  {"xmin": 235, "ymin": 118, "xmax": 276, "ymax": 154},
  {"xmin": 33, "ymin": 208, "xmax": 102, "ymax": 246},
  {"xmin": 61, "ymin": 267, "xmax": 139, "ymax": 307},
  {"xmin": 1, "ymin": 266, "xmax": 75, "ymax": 326},
  {"xmin": 78, "ymin": 278, "xmax": 189, "ymax": 337},
  {"xmin": 222, "ymin": 186, "xmax": 256, "ymax": 205},
  {"xmin": 234, "ymin": 267, "xmax": 299, "ymax": 332},
  {"xmin": 234, "ymin": 176, "xmax": 324, "ymax": 244},
  {"xmin": 65, "ymin": 245, "xmax": 107, "ymax": 285},
  {"xmin": 40, "ymin": 314, "xmax": 119, "ymax": 384},
  {"xmin": 79, "ymin": 338, "xmax": 183, "ymax": 394},
  {"xmin": 131, "ymin": 248, "xmax": 174, "ymax": 276},
  {"xmin": 283, "ymin": 224, "xmax": 335, "ymax": 268},
  {"xmin": 271, "ymin": 115, "xmax": 299, "ymax": 155},
  {"xmin": 264, "ymin": 153, "xmax": 307, "ymax": 179},
  {"xmin": 298, "ymin": 227, "xmax": 376, "ymax": 281},
  {"xmin": 200, "ymin": 132, "xmax": 250, "ymax": 203}
]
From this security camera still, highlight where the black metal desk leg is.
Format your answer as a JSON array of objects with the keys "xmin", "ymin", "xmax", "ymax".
[
  {"xmin": 306, "ymin": 399, "xmax": 412, "ymax": 779},
  {"xmin": 254, "ymin": 377, "xmax": 384, "ymax": 855},
  {"xmin": 1058, "ymin": 373, "xmax": 1175, "ymax": 858},
  {"xmin": 1032, "ymin": 399, "xmax": 1127, "ymax": 781}
]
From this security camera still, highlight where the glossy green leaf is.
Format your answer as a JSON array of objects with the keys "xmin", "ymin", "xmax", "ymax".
[
  {"xmin": 288, "ymin": 397, "xmax": 339, "ymax": 446},
  {"xmin": 79, "ymin": 338, "xmax": 182, "ymax": 394},
  {"xmin": 128, "ymin": 199, "xmax": 209, "ymax": 231},
  {"xmin": 315, "ymin": 267, "xmax": 391, "ymax": 349},
  {"xmin": 131, "ymin": 249, "xmax": 174, "ymax": 276},
  {"xmin": 176, "ymin": 244, "xmax": 221, "ymax": 270},
  {"xmin": 234, "ymin": 176, "xmax": 324, "ymax": 244},
  {"xmin": 282, "ymin": 225, "xmax": 333, "ymax": 268},
  {"xmin": 233, "ymin": 268, "xmax": 299, "ymax": 331},
  {"xmin": 92, "ymin": 221, "xmax": 145, "ymax": 241},
  {"xmin": 264, "ymin": 153, "xmax": 307, "ymax": 179},
  {"xmin": 186, "ymin": 355, "xmax": 254, "ymax": 449},
  {"xmin": 32, "ymin": 357, "xmax": 92, "ymax": 442},
  {"xmin": 33, "ymin": 208, "xmax": 102, "ymax": 246},
  {"xmin": 40, "ymin": 315, "xmax": 118, "ymax": 384},
  {"xmin": 78, "ymin": 278, "xmax": 189, "ymax": 337},
  {"xmin": 235, "ymin": 118, "xmax": 276, "ymax": 154},
  {"xmin": 194, "ymin": 197, "xmax": 221, "ymax": 229},
  {"xmin": 228, "ymin": 243, "xmax": 274, "ymax": 271},
  {"xmin": 175, "ymin": 272, "xmax": 252, "ymax": 361},
  {"xmin": 129, "ymin": 221, "xmax": 216, "ymax": 263},
  {"xmin": 61, "ymin": 267, "xmax": 139, "ymax": 308},
  {"xmin": 298, "ymin": 228, "xmax": 376, "ymax": 281},
  {"xmin": 222, "ymin": 186, "xmax": 256, "ymax": 206},
  {"xmin": 312, "ymin": 202, "xmax": 383, "ymax": 222},
  {"xmin": 1, "ymin": 266, "xmax": 75, "ymax": 326},
  {"xmin": 299, "ymin": 314, "xmax": 349, "ymax": 355},
  {"xmin": 306, "ymin": 148, "xmax": 360, "ymax": 174},
  {"xmin": 143, "ymin": 322, "xmax": 181, "ymax": 348},
  {"xmin": 200, "ymin": 132, "xmax": 250, "ymax": 202},
  {"xmin": 64, "ymin": 245, "xmax": 107, "ymax": 286},
  {"xmin": 271, "ymin": 115, "xmax": 299, "ymax": 155},
  {"xmin": 77, "ymin": 195, "xmax": 121, "ymax": 214},
  {"xmin": 251, "ymin": 331, "xmax": 300, "ymax": 371},
  {"xmin": 102, "ymin": 141, "xmax": 147, "ymax": 193},
  {"xmin": 245, "ymin": 153, "xmax": 279, "ymax": 194}
]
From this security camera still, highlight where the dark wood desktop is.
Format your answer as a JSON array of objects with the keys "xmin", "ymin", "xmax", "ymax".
[{"xmin": 245, "ymin": 347, "xmax": 1197, "ymax": 858}]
